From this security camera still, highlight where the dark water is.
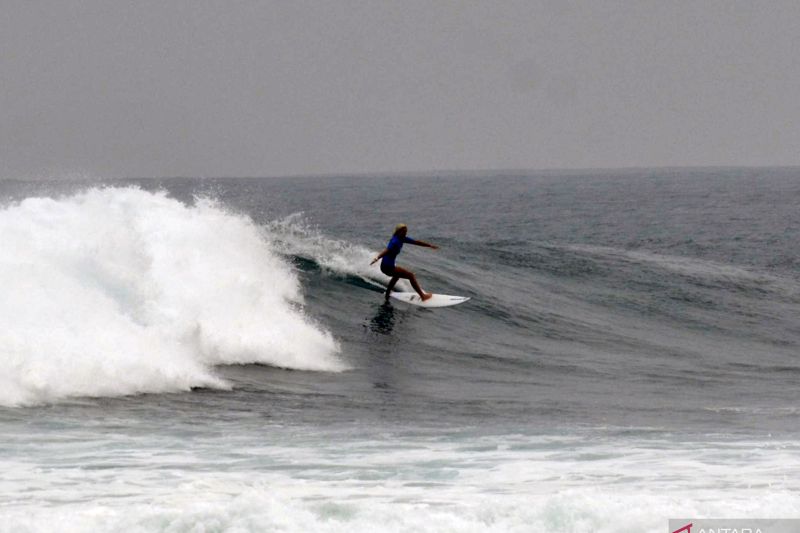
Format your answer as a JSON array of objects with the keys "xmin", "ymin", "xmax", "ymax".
[
  {"xmin": 249, "ymin": 168, "xmax": 800, "ymax": 434},
  {"xmin": 2, "ymin": 168, "xmax": 799, "ymax": 531}
]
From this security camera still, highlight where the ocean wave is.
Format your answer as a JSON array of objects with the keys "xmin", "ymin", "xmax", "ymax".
[
  {"xmin": 2, "ymin": 452, "xmax": 798, "ymax": 533},
  {"xmin": 558, "ymin": 244, "xmax": 794, "ymax": 292},
  {"xmin": 5, "ymin": 490, "xmax": 797, "ymax": 533},
  {"xmin": 262, "ymin": 213, "xmax": 407, "ymax": 291},
  {"xmin": 0, "ymin": 187, "xmax": 343, "ymax": 407}
]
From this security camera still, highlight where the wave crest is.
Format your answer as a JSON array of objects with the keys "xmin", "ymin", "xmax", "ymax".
[{"xmin": 0, "ymin": 187, "xmax": 343, "ymax": 407}]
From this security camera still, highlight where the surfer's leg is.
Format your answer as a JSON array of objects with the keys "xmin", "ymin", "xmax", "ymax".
[
  {"xmin": 385, "ymin": 276, "xmax": 400, "ymax": 300},
  {"xmin": 392, "ymin": 266, "xmax": 432, "ymax": 301}
]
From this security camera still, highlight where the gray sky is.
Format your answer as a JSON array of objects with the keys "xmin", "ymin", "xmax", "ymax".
[{"xmin": 1, "ymin": 1, "xmax": 799, "ymax": 178}]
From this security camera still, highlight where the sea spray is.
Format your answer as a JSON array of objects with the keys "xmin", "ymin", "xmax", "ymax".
[
  {"xmin": 0, "ymin": 187, "xmax": 342, "ymax": 406},
  {"xmin": 262, "ymin": 212, "xmax": 410, "ymax": 291}
]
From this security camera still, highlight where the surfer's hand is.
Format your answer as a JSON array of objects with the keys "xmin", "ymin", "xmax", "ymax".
[{"xmin": 370, "ymin": 257, "xmax": 378, "ymax": 265}]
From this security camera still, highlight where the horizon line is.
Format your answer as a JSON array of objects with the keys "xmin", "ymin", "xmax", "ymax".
[{"xmin": 6, "ymin": 163, "xmax": 800, "ymax": 181}]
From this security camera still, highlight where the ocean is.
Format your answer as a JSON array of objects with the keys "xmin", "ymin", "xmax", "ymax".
[{"xmin": 1, "ymin": 168, "xmax": 799, "ymax": 532}]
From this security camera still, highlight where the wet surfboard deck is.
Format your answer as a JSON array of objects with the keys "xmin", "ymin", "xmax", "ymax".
[{"xmin": 388, "ymin": 292, "xmax": 470, "ymax": 308}]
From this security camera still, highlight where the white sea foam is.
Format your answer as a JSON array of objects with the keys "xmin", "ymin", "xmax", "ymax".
[
  {"xmin": 0, "ymin": 187, "xmax": 342, "ymax": 406},
  {"xmin": 1, "ymin": 434, "xmax": 798, "ymax": 533},
  {"xmin": 7, "ymin": 491, "xmax": 794, "ymax": 533}
]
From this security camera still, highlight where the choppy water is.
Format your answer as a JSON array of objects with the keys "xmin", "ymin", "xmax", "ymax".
[{"xmin": 1, "ymin": 168, "xmax": 799, "ymax": 532}]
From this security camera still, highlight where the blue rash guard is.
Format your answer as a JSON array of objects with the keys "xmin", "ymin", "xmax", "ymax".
[{"xmin": 380, "ymin": 235, "xmax": 416, "ymax": 275}]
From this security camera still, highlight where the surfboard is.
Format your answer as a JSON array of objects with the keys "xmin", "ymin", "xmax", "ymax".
[{"xmin": 389, "ymin": 292, "xmax": 470, "ymax": 308}]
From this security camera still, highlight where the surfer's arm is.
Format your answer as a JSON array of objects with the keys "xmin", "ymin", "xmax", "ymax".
[
  {"xmin": 406, "ymin": 238, "xmax": 438, "ymax": 250},
  {"xmin": 370, "ymin": 248, "xmax": 389, "ymax": 265}
]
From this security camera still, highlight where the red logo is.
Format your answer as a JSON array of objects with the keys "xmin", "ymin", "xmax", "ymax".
[{"xmin": 671, "ymin": 524, "xmax": 692, "ymax": 533}]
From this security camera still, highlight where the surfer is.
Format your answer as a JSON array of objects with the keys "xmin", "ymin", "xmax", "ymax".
[{"xmin": 371, "ymin": 224, "xmax": 438, "ymax": 302}]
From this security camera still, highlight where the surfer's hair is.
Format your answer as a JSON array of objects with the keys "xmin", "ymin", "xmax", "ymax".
[{"xmin": 393, "ymin": 224, "xmax": 407, "ymax": 235}]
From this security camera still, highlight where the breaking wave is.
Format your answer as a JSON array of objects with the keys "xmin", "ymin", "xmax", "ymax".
[{"xmin": 0, "ymin": 187, "xmax": 343, "ymax": 407}]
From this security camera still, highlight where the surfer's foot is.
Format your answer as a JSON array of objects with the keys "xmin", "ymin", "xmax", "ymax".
[{"xmin": 421, "ymin": 292, "xmax": 433, "ymax": 301}]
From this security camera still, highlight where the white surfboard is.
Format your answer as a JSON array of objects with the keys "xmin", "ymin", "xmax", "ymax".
[{"xmin": 389, "ymin": 292, "xmax": 470, "ymax": 308}]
